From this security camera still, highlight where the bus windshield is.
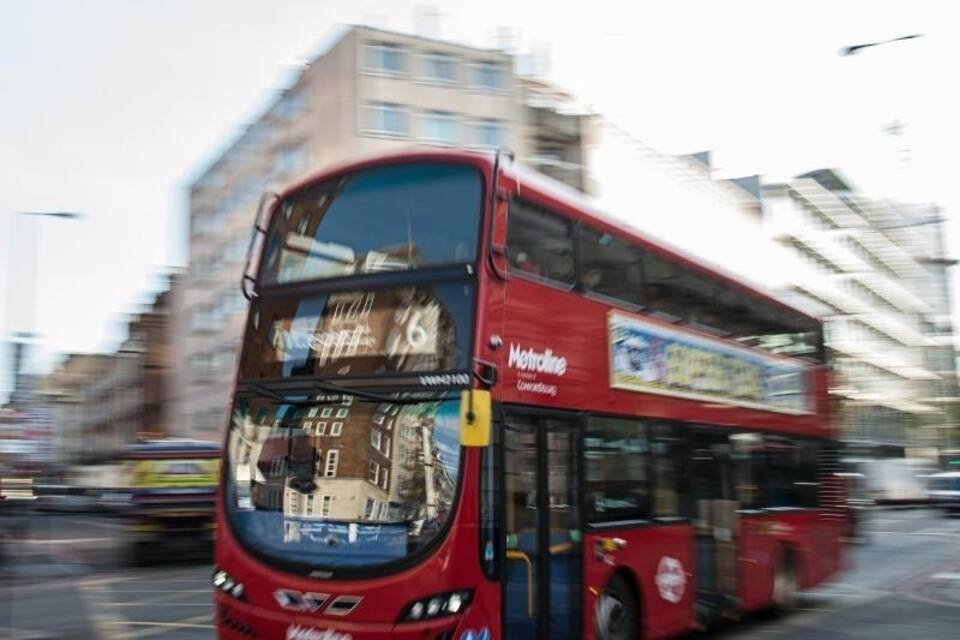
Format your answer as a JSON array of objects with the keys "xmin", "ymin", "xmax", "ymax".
[
  {"xmin": 224, "ymin": 393, "xmax": 462, "ymax": 572},
  {"xmin": 259, "ymin": 162, "xmax": 483, "ymax": 286}
]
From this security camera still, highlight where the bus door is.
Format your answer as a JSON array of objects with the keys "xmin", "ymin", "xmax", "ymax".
[
  {"xmin": 688, "ymin": 430, "xmax": 738, "ymax": 618},
  {"xmin": 502, "ymin": 410, "xmax": 582, "ymax": 640}
]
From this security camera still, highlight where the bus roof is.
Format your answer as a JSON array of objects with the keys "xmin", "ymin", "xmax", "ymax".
[{"xmin": 275, "ymin": 148, "xmax": 820, "ymax": 327}]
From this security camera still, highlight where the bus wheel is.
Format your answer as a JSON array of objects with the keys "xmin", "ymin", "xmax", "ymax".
[
  {"xmin": 594, "ymin": 574, "xmax": 640, "ymax": 640},
  {"xmin": 772, "ymin": 552, "xmax": 798, "ymax": 611}
]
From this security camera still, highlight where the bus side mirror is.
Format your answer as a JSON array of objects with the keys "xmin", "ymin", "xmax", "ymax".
[{"xmin": 460, "ymin": 390, "xmax": 492, "ymax": 447}]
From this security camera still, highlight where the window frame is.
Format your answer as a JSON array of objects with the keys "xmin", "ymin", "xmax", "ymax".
[{"xmin": 324, "ymin": 449, "xmax": 339, "ymax": 478}]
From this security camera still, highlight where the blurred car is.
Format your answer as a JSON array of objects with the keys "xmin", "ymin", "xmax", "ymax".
[
  {"xmin": 926, "ymin": 471, "xmax": 960, "ymax": 515},
  {"xmin": 116, "ymin": 438, "xmax": 221, "ymax": 564},
  {"xmin": 34, "ymin": 489, "xmax": 98, "ymax": 514}
]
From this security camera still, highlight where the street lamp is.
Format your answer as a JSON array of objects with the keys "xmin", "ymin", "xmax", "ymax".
[
  {"xmin": 3, "ymin": 211, "xmax": 83, "ymax": 405},
  {"xmin": 840, "ymin": 34, "xmax": 923, "ymax": 56}
]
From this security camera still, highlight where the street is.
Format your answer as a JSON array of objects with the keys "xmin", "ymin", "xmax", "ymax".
[
  {"xmin": 2, "ymin": 508, "xmax": 960, "ymax": 639},
  {"xmin": 1, "ymin": 513, "xmax": 213, "ymax": 639}
]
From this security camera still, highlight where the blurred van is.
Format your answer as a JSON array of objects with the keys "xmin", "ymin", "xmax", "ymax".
[
  {"xmin": 926, "ymin": 472, "xmax": 960, "ymax": 515},
  {"xmin": 858, "ymin": 458, "xmax": 936, "ymax": 504}
]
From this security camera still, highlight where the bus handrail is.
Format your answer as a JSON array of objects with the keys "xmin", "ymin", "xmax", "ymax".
[{"xmin": 505, "ymin": 549, "xmax": 534, "ymax": 617}]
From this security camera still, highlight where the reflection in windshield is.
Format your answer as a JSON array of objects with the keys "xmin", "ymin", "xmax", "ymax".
[
  {"xmin": 260, "ymin": 163, "xmax": 482, "ymax": 286},
  {"xmin": 239, "ymin": 282, "xmax": 474, "ymax": 380},
  {"xmin": 226, "ymin": 394, "xmax": 461, "ymax": 569}
]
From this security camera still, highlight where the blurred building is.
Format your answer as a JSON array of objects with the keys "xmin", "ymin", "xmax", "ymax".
[
  {"xmin": 588, "ymin": 124, "xmax": 958, "ymax": 456},
  {"xmin": 762, "ymin": 170, "xmax": 958, "ymax": 455},
  {"xmin": 174, "ymin": 25, "xmax": 593, "ymax": 440},
  {"xmin": 41, "ymin": 277, "xmax": 177, "ymax": 462},
  {"xmin": 41, "ymin": 353, "xmax": 112, "ymax": 463}
]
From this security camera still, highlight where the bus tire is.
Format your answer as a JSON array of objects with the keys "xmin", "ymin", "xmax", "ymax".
[
  {"xmin": 594, "ymin": 573, "xmax": 641, "ymax": 640},
  {"xmin": 771, "ymin": 550, "xmax": 798, "ymax": 612}
]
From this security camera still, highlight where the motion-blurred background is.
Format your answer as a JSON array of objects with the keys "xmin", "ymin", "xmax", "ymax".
[{"xmin": 3, "ymin": 1, "xmax": 960, "ymax": 638}]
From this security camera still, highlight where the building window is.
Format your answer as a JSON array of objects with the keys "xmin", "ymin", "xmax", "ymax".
[
  {"xmin": 190, "ymin": 304, "xmax": 220, "ymax": 334},
  {"xmin": 324, "ymin": 450, "xmax": 339, "ymax": 477},
  {"xmin": 308, "ymin": 408, "xmax": 319, "ymax": 418},
  {"xmin": 364, "ymin": 42, "xmax": 406, "ymax": 75},
  {"xmin": 286, "ymin": 491, "xmax": 299, "ymax": 514},
  {"xmin": 361, "ymin": 102, "xmax": 409, "ymax": 137},
  {"xmin": 420, "ymin": 110, "xmax": 459, "ymax": 144},
  {"xmin": 363, "ymin": 497, "xmax": 376, "ymax": 520},
  {"xmin": 276, "ymin": 144, "xmax": 306, "ymax": 177},
  {"xmin": 316, "ymin": 422, "xmax": 327, "ymax": 436},
  {"xmin": 379, "ymin": 466, "xmax": 389, "ymax": 491},
  {"xmin": 331, "ymin": 422, "xmax": 343, "ymax": 436},
  {"xmin": 421, "ymin": 51, "xmax": 457, "ymax": 83},
  {"xmin": 470, "ymin": 119, "xmax": 507, "ymax": 148},
  {"xmin": 335, "ymin": 408, "xmax": 350, "ymax": 418},
  {"xmin": 306, "ymin": 494, "xmax": 315, "ymax": 515},
  {"xmin": 303, "ymin": 420, "xmax": 313, "ymax": 433},
  {"xmin": 320, "ymin": 495, "xmax": 332, "ymax": 518},
  {"xmin": 383, "ymin": 436, "xmax": 391, "ymax": 458},
  {"xmin": 276, "ymin": 91, "xmax": 305, "ymax": 121},
  {"xmin": 368, "ymin": 460, "xmax": 380, "ymax": 484},
  {"xmin": 470, "ymin": 61, "xmax": 503, "ymax": 92},
  {"xmin": 371, "ymin": 429, "xmax": 382, "ymax": 450}
]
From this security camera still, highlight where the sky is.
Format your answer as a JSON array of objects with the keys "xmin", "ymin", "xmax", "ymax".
[{"xmin": 2, "ymin": 0, "xmax": 959, "ymax": 398}]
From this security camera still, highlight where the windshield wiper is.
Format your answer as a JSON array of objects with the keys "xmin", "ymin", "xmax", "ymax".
[
  {"xmin": 241, "ymin": 380, "xmax": 451, "ymax": 406},
  {"xmin": 312, "ymin": 379, "xmax": 396, "ymax": 403},
  {"xmin": 242, "ymin": 383, "xmax": 345, "ymax": 407}
]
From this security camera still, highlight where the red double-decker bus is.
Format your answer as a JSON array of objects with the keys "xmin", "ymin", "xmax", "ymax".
[{"xmin": 214, "ymin": 149, "xmax": 846, "ymax": 640}]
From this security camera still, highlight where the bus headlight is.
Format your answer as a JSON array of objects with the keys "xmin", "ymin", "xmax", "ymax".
[
  {"xmin": 212, "ymin": 568, "xmax": 246, "ymax": 601},
  {"xmin": 399, "ymin": 590, "xmax": 473, "ymax": 622}
]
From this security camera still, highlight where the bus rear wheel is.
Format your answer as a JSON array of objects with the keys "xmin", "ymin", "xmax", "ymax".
[{"xmin": 594, "ymin": 574, "xmax": 640, "ymax": 640}]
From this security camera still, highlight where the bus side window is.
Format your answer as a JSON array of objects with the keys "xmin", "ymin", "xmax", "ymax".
[
  {"xmin": 579, "ymin": 227, "xmax": 645, "ymax": 307},
  {"xmin": 649, "ymin": 423, "xmax": 681, "ymax": 518},
  {"xmin": 584, "ymin": 417, "xmax": 649, "ymax": 522},
  {"xmin": 506, "ymin": 200, "xmax": 574, "ymax": 284},
  {"xmin": 730, "ymin": 432, "xmax": 764, "ymax": 510}
]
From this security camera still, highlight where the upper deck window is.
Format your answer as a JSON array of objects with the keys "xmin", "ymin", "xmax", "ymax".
[
  {"xmin": 507, "ymin": 199, "xmax": 575, "ymax": 285},
  {"xmin": 580, "ymin": 227, "xmax": 645, "ymax": 306},
  {"xmin": 643, "ymin": 251, "xmax": 821, "ymax": 361},
  {"xmin": 260, "ymin": 163, "xmax": 482, "ymax": 286}
]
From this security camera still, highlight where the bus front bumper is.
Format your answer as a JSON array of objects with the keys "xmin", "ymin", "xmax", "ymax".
[{"xmin": 216, "ymin": 593, "xmax": 475, "ymax": 640}]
